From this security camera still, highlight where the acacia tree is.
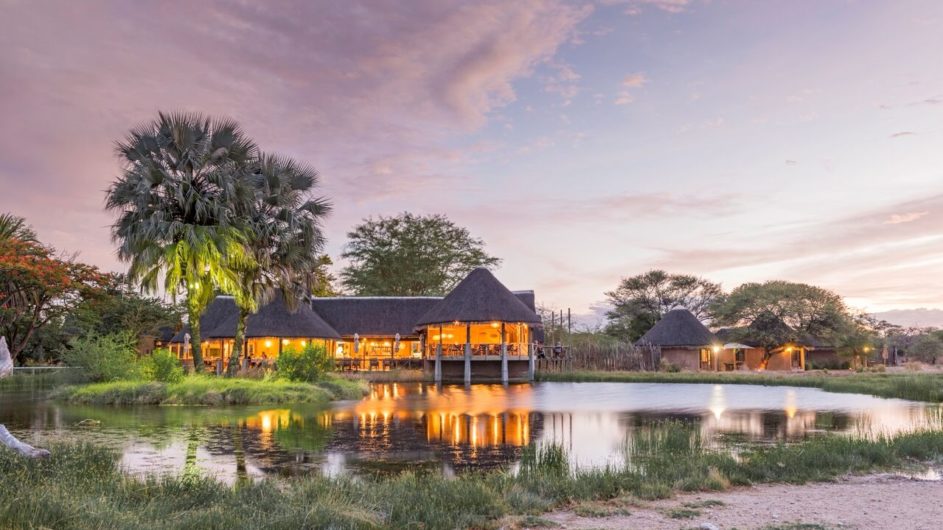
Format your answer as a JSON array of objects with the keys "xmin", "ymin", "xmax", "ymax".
[
  {"xmin": 713, "ymin": 280, "xmax": 851, "ymax": 368},
  {"xmin": 226, "ymin": 154, "xmax": 331, "ymax": 375},
  {"xmin": 712, "ymin": 281, "xmax": 848, "ymax": 336},
  {"xmin": 341, "ymin": 213, "xmax": 500, "ymax": 295},
  {"xmin": 105, "ymin": 112, "xmax": 255, "ymax": 372},
  {"xmin": 604, "ymin": 270, "xmax": 723, "ymax": 341},
  {"xmin": 909, "ymin": 333, "xmax": 943, "ymax": 364}
]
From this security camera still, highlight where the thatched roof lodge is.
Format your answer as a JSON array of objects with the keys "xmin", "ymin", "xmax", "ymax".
[
  {"xmin": 635, "ymin": 309, "xmax": 809, "ymax": 372},
  {"xmin": 170, "ymin": 268, "xmax": 542, "ymax": 379}
]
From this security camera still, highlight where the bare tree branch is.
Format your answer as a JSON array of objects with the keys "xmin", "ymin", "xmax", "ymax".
[{"xmin": 0, "ymin": 336, "xmax": 50, "ymax": 458}]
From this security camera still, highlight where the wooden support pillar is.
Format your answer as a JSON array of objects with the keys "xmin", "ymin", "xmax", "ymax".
[
  {"xmin": 464, "ymin": 323, "xmax": 471, "ymax": 385},
  {"xmin": 528, "ymin": 340, "xmax": 535, "ymax": 381},
  {"xmin": 500, "ymin": 322, "xmax": 508, "ymax": 384},
  {"xmin": 434, "ymin": 325, "xmax": 442, "ymax": 383}
]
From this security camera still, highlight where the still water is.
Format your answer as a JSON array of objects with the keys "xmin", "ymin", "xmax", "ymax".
[{"xmin": 1, "ymin": 382, "xmax": 940, "ymax": 482}]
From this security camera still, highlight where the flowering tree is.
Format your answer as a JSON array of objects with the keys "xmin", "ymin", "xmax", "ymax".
[{"xmin": 0, "ymin": 237, "xmax": 107, "ymax": 363}]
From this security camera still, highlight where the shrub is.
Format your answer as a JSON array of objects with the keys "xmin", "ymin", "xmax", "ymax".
[
  {"xmin": 660, "ymin": 362, "xmax": 680, "ymax": 373},
  {"xmin": 62, "ymin": 333, "xmax": 140, "ymax": 382},
  {"xmin": 142, "ymin": 348, "xmax": 184, "ymax": 383},
  {"xmin": 276, "ymin": 343, "xmax": 333, "ymax": 382}
]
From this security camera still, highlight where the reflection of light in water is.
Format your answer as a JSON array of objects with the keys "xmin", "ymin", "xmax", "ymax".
[
  {"xmin": 709, "ymin": 385, "xmax": 726, "ymax": 419},
  {"xmin": 784, "ymin": 389, "xmax": 797, "ymax": 419}
]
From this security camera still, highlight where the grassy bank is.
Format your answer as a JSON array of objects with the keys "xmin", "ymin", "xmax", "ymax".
[
  {"xmin": 3, "ymin": 423, "xmax": 943, "ymax": 529},
  {"xmin": 538, "ymin": 370, "xmax": 943, "ymax": 402},
  {"xmin": 53, "ymin": 375, "xmax": 368, "ymax": 406}
]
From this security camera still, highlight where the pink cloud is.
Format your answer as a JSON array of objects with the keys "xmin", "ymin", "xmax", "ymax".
[{"xmin": 0, "ymin": 0, "xmax": 590, "ymax": 272}]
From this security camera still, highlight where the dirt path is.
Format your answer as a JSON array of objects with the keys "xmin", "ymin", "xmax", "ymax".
[{"xmin": 536, "ymin": 473, "xmax": 943, "ymax": 529}]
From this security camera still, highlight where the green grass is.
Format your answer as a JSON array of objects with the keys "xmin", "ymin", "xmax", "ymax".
[
  {"xmin": 665, "ymin": 507, "xmax": 701, "ymax": 519},
  {"xmin": 3, "ymin": 423, "xmax": 943, "ymax": 529},
  {"xmin": 53, "ymin": 375, "xmax": 368, "ymax": 406},
  {"xmin": 538, "ymin": 370, "xmax": 943, "ymax": 402}
]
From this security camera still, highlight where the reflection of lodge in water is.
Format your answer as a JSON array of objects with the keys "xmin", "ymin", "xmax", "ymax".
[{"xmin": 323, "ymin": 383, "xmax": 543, "ymax": 470}]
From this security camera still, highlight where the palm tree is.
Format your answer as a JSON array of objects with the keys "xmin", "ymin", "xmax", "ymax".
[
  {"xmin": 105, "ymin": 112, "xmax": 257, "ymax": 372},
  {"xmin": 226, "ymin": 154, "xmax": 331, "ymax": 375},
  {"xmin": 0, "ymin": 213, "xmax": 37, "ymax": 242}
]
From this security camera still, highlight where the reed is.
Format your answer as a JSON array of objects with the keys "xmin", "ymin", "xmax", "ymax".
[{"xmin": 3, "ymin": 424, "xmax": 943, "ymax": 529}]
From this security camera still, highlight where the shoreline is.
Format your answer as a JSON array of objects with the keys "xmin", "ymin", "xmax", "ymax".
[
  {"xmin": 536, "ymin": 369, "xmax": 943, "ymax": 402},
  {"xmin": 538, "ymin": 471, "xmax": 943, "ymax": 530}
]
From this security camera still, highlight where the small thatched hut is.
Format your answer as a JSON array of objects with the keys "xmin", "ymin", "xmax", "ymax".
[{"xmin": 636, "ymin": 309, "xmax": 720, "ymax": 371}]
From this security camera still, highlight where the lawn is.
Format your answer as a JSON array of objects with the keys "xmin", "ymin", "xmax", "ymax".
[{"xmin": 53, "ymin": 375, "xmax": 367, "ymax": 406}]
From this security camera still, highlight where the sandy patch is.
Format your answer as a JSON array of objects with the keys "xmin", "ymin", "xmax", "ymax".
[{"xmin": 532, "ymin": 473, "xmax": 942, "ymax": 530}]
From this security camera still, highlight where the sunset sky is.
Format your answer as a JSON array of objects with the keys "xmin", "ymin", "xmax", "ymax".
[{"xmin": 2, "ymin": 0, "xmax": 941, "ymax": 324}]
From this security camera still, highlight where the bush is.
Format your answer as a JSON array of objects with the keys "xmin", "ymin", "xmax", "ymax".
[
  {"xmin": 142, "ymin": 348, "xmax": 184, "ymax": 383},
  {"xmin": 62, "ymin": 333, "xmax": 140, "ymax": 382},
  {"xmin": 276, "ymin": 343, "xmax": 333, "ymax": 382}
]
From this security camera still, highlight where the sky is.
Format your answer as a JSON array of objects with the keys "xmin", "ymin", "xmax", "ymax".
[{"xmin": 2, "ymin": 0, "xmax": 942, "ymax": 327}]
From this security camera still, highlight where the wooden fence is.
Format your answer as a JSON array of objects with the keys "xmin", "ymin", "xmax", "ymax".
[{"xmin": 538, "ymin": 342, "xmax": 660, "ymax": 373}]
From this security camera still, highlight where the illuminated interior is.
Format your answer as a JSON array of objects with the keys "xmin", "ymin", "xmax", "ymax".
[{"xmin": 425, "ymin": 322, "xmax": 531, "ymax": 356}]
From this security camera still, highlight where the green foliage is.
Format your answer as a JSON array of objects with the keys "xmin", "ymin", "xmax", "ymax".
[
  {"xmin": 61, "ymin": 333, "xmax": 140, "ymax": 382},
  {"xmin": 225, "ymin": 153, "xmax": 331, "ymax": 375},
  {"xmin": 341, "ymin": 212, "xmax": 500, "ymax": 295},
  {"xmin": 909, "ymin": 333, "xmax": 943, "ymax": 364},
  {"xmin": 65, "ymin": 274, "xmax": 181, "ymax": 341},
  {"xmin": 276, "ymin": 343, "xmax": 333, "ymax": 382},
  {"xmin": 712, "ymin": 280, "xmax": 848, "ymax": 338},
  {"xmin": 142, "ymin": 348, "xmax": 184, "ymax": 383},
  {"xmin": 6, "ymin": 428, "xmax": 943, "ymax": 529},
  {"xmin": 604, "ymin": 270, "xmax": 722, "ymax": 342},
  {"xmin": 55, "ymin": 375, "xmax": 366, "ymax": 406},
  {"xmin": 0, "ymin": 215, "xmax": 110, "ymax": 364},
  {"xmin": 105, "ymin": 111, "xmax": 260, "ymax": 372}
]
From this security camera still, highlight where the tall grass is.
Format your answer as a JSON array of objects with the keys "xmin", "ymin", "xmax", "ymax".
[
  {"xmin": 538, "ymin": 370, "xmax": 943, "ymax": 402},
  {"xmin": 53, "ymin": 375, "xmax": 368, "ymax": 406},
  {"xmin": 3, "ymin": 423, "xmax": 943, "ymax": 529}
]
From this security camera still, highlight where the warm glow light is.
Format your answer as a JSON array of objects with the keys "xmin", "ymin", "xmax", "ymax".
[
  {"xmin": 282, "ymin": 339, "xmax": 289, "ymax": 346},
  {"xmin": 264, "ymin": 340, "xmax": 272, "ymax": 348},
  {"xmin": 301, "ymin": 340, "xmax": 307, "ymax": 346},
  {"xmin": 711, "ymin": 345, "xmax": 721, "ymax": 354},
  {"xmin": 490, "ymin": 322, "xmax": 499, "ymax": 328}
]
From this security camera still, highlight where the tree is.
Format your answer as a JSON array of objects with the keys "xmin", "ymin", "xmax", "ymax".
[
  {"xmin": 909, "ymin": 333, "xmax": 943, "ymax": 364},
  {"xmin": 105, "ymin": 112, "xmax": 256, "ymax": 372},
  {"xmin": 0, "ymin": 229, "xmax": 109, "ymax": 363},
  {"xmin": 65, "ymin": 273, "xmax": 181, "ymax": 339},
  {"xmin": 340, "ymin": 213, "xmax": 500, "ymax": 295},
  {"xmin": 226, "ymin": 154, "xmax": 331, "ymax": 375},
  {"xmin": 833, "ymin": 313, "xmax": 880, "ymax": 369},
  {"xmin": 712, "ymin": 281, "xmax": 848, "ymax": 338},
  {"xmin": 0, "ymin": 213, "xmax": 37, "ymax": 242},
  {"xmin": 604, "ymin": 270, "xmax": 723, "ymax": 342},
  {"xmin": 311, "ymin": 255, "xmax": 339, "ymax": 297}
]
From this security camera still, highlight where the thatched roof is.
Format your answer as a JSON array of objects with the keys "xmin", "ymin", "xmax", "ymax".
[
  {"xmin": 169, "ymin": 296, "xmax": 238, "ymax": 343},
  {"xmin": 311, "ymin": 297, "xmax": 441, "ymax": 337},
  {"xmin": 172, "ymin": 294, "xmax": 341, "ymax": 341},
  {"xmin": 637, "ymin": 309, "xmax": 717, "ymax": 348},
  {"xmin": 415, "ymin": 268, "xmax": 541, "ymax": 326}
]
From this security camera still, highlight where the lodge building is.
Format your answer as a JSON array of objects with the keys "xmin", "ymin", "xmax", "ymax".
[{"xmin": 170, "ymin": 268, "xmax": 543, "ymax": 382}]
